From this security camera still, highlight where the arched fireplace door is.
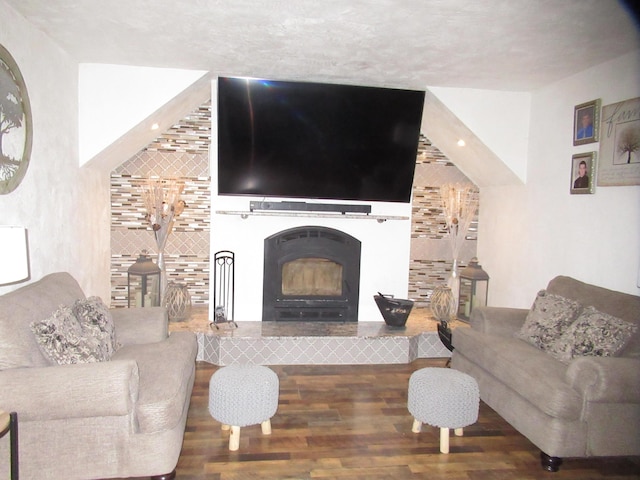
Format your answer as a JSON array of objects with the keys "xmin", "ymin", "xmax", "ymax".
[{"xmin": 262, "ymin": 226, "xmax": 361, "ymax": 322}]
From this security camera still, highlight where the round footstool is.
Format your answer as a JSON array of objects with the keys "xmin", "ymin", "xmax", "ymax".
[
  {"xmin": 209, "ymin": 365, "xmax": 279, "ymax": 451},
  {"xmin": 407, "ymin": 367, "xmax": 479, "ymax": 454}
]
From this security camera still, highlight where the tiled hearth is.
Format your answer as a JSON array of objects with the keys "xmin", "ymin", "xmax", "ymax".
[{"xmin": 170, "ymin": 307, "xmax": 459, "ymax": 365}]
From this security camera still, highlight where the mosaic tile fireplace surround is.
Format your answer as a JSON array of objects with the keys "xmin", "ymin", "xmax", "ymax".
[
  {"xmin": 109, "ymin": 99, "xmax": 478, "ymax": 312},
  {"xmin": 110, "ymin": 99, "xmax": 477, "ymax": 363}
]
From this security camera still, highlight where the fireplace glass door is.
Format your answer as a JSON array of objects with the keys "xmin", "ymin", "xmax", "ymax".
[{"xmin": 282, "ymin": 257, "xmax": 343, "ymax": 297}]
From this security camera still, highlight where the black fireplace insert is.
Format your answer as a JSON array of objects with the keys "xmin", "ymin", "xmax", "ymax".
[{"xmin": 262, "ymin": 226, "xmax": 361, "ymax": 322}]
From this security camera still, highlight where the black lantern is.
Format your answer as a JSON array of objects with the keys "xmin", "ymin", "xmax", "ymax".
[
  {"xmin": 127, "ymin": 251, "xmax": 161, "ymax": 307},
  {"xmin": 457, "ymin": 257, "xmax": 489, "ymax": 322}
]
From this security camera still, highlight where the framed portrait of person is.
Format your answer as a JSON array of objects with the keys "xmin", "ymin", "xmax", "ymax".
[
  {"xmin": 573, "ymin": 99, "xmax": 600, "ymax": 146},
  {"xmin": 570, "ymin": 152, "xmax": 596, "ymax": 195},
  {"xmin": 597, "ymin": 96, "xmax": 640, "ymax": 186}
]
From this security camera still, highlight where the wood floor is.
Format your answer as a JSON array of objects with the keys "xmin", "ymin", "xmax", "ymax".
[{"xmin": 152, "ymin": 359, "xmax": 640, "ymax": 479}]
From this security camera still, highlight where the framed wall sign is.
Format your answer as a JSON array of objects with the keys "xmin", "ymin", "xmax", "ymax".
[
  {"xmin": 598, "ymin": 96, "xmax": 640, "ymax": 186},
  {"xmin": 0, "ymin": 43, "xmax": 32, "ymax": 194},
  {"xmin": 573, "ymin": 99, "xmax": 600, "ymax": 146},
  {"xmin": 570, "ymin": 152, "xmax": 596, "ymax": 195}
]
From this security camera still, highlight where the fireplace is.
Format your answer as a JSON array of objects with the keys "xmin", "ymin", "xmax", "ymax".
[{"xmin": 263, "ymin": 226, "xmax": 361, "ymax": 322}]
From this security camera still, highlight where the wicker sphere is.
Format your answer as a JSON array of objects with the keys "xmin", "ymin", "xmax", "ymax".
[
  {"xmin": 163, "ymin": 282, "xmax": 192, "ymax": 322},
  {"xmin": 431, "ymin": 285, "xmax": 455, "ymax": 322}
]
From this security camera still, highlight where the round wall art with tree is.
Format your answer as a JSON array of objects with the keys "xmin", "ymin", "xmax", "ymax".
[{"xmin": 0, "ymin": 43, "xmax": 32, "ymax": 195}]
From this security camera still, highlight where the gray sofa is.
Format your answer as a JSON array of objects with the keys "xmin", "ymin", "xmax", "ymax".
[
  {"xmin": 452, "ymin": 275, "xmax": 640, "ymax": 471},
  {"xmin": 0, "ymin": 272, "xmax": 198, "ymax": 480}
]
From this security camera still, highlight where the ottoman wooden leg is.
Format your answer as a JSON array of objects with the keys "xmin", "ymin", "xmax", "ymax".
[
  {"xmin": 261, "ymin": 419, "xmax": 272, "ymax": 435},
  {"xmin": 411, "ymin": 418, "xmax": 422, "ymax": 433},
  {"xmin": 440, "ymin": 427, "xmax": 450, "ymax": 454},
  {"xmin": 454, "ymin": 427, "xmax": 464, "ymax": 436},
  {"xmin": 221, "ymin": 424, "xmax": 230, "ymax": 431},
  {"xmin": 229, "ymin": 426, "xmax": 241, "ymax": 451}
]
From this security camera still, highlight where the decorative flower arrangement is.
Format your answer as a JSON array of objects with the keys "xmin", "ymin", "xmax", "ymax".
[
  {"xmin": 440, "ymin": 183, "xmax": 479, "ymax": 263},
  {"xmin": 142, "ymin": 179, "xmax": 186, "ymax": 232},
  {"xmin": 140, "ymin": 178, "xmax": 187, "ymax": 297},
  {"xmin": 438, "ymin": 182, "xmax": 479, "ymax": 312}
]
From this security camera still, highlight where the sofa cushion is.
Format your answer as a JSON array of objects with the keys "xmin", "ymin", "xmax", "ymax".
[
  {"xmin": 72, "ymin": 296, "xmax": 119, "ymax": 358},
  {"xmin": 31, "ymin": 305, "xmax": 108, "ymax": 364},
  {"xmin": 547, "ymin": 306, "xmax": 638, "ymax": 363},
  {"xmin": 454, "ymin": 326, "xmax": 583, "ymax": 420},
  {"xmin": 546, "ymin": 276, "xmax": 640, "ymax": 357},
  {"xmin": 111, "ymin": 331, "xmax": 197, "ymax": 433},
  {"xmin": 516, "ymin": 290, "xmax": 582, "ymax": 351},
  {"xmin": 0, "ymin": 272, "xmax": 86, "ymax": 369}
]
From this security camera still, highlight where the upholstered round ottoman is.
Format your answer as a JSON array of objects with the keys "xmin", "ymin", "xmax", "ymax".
[
  {"xmin": 407, "ymin": 367, "xmax": 479, "ymax": 453},
  {"xmin": 208, "ymin": 365, "xmax": 279, "ymax": 451}
]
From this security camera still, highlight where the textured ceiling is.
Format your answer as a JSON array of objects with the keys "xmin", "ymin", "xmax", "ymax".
[{"xmin": 5, "ymin": 0, "xmax": 639, "ymax": 91}]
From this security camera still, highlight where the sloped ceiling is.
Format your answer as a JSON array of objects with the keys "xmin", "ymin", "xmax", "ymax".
[
  {"xmin": 4, "ymin": 0, "xmax": 639, "ymax": 91},
  {"xmin": 5, "ymin": 0, "xmax": 638, "ymax": 187}
]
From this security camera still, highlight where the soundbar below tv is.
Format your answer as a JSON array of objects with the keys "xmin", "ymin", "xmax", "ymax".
[
  {"xmin": 217, "ymin": 77, "xmax": 425, "ymax": 203},
  {"xmin": 249, "ymin": 201, "xmax": 372, "ymax": 214}
]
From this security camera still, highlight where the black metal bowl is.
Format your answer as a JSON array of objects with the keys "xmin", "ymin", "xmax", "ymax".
[{"xmin": 374, "ymin": 294, "xmax": 414, "ymax": 328}]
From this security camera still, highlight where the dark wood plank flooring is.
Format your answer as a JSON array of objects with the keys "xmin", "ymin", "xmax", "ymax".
[{"xmin": 132, "ymin": 359, "xmax": 640, "ymax": 479}]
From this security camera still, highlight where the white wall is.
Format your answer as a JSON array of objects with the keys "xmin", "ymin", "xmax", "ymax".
[
  {"xmin": 478, "ymin": 51, "xmax": 640, "ymax": 308},
  {"xmin": 78, "ymin": 64, "xmax": 207, "ymax": 165},
  {"xmin": 0, "ymin": 1, "xmax": 111, "ymax": 299},
  {"xmin": 428, "ymin": 87, "xmax": 531, "ymax": 183}
]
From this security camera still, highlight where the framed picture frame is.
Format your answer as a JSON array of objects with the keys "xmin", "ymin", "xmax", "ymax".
[
  {"xmin": 0, "ymin": 43, "xmax": 32, "ymax": 195},
  {"xmin": 573, "ymin": 99, "xmax": 600, "ymax": 146},
  {"xmin": 570, "ymin": 152, "xmax": 596, "ymax": 195},
  {"xmin": 597, "ymin": 96, "xmax": 640, "ymax": 186}
]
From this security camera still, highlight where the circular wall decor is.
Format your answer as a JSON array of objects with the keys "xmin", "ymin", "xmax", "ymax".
[{"xmin": 0, "ymin": 43, "xmax": 32, "ymax": 194}]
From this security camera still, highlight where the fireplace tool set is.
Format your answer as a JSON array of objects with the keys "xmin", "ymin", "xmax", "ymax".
[{"xmin": 211, "ymin": 250, "xmax": 237, "ymax": 329}]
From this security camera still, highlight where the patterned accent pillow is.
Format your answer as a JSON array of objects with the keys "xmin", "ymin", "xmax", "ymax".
[
  {"xmin": 546, "ymin": 306, "xmax": 638, "ymax": 363},
  {"xmin": 31, "ymin": 305, "xmax": 105, "ymax": 365},
  {"xmin": 72, "ymin": 296, "xmax": 119, "ymax": 359},
  {"xmin": 516, "ymin": 290, "xmax": 582, "ymax": 350}
]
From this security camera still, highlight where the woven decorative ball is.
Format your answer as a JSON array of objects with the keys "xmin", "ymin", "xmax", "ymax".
[
  {"xmin": 430, "ymin": 285, "xmax": 456, "ymax": 322},
  {"xmin": 163, "ymin": 282, "xmax": 192, "ymax": 321}
]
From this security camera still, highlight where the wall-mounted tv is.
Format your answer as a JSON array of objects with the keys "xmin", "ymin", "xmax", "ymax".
[{"xmin": 217, "ymin": 76, "xmax": 425, "ymax": 203}]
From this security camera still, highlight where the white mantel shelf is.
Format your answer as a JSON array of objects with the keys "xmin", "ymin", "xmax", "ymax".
[{"xmin": 215, "ymin": 210, "xmax": 409, "ymax": 222}]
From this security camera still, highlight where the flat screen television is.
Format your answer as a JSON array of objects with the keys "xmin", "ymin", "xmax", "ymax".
[{"xmin": 217, "ymin": 76, "xmax": 425, "ymax": 203}]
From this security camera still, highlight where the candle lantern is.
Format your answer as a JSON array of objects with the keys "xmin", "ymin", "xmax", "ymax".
[
  {"xmin": 457, "ymin": 257, "xmax": 489, "ymax": 322},
  {"xmin": 127, "ymin": 251, "xmax": 161, "ymax": 308}
]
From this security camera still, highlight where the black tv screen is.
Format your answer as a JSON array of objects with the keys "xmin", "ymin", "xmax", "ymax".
[{"xmin": 217, "ymin": 77, "xmax": 425, "ymax": 203}]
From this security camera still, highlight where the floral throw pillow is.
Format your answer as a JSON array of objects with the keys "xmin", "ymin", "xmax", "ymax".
[
  {"xmin": 546, "ymin": 306, "xmax": 638, "ymax": 363},
  {"xmin": 516, "ymin": 290, "xmax": 582, "ymax": 350},
  {"xmin": 72, "ymin": 296, "xmax": 119, "ymax": 360},
  {"xmin": 31, "ymin": 305, "xmax": 105, "ymax": 365}
]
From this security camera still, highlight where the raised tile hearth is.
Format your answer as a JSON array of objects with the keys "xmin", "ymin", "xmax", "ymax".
[{"xmin": 170, "ymin": 308, "xmax": 460, "ymax": 365}]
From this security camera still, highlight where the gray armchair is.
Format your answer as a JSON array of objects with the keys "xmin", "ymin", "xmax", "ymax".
[
  {"xmin": 452, "ymin": 276, "xmax": 640, "ymax": 471},
  {"xmin": 0, "ymin": 272, "xmax": 198, "ymax": 479}
]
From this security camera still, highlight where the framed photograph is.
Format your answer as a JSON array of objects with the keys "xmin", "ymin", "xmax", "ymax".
[
  {"xmin": 570, "ymin": 152, "xmax": 596, "ymax": 195},
  {"xmin": 573, "ymin": 99, "xmax": 600, "ymax": 146},
  {"xmin": 0, "ymin": 43, "xmax": 32, "ymax": 194},
  {"xmin": 597, "ymin": 96, "xmax": 640, "ymax": 186}
]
